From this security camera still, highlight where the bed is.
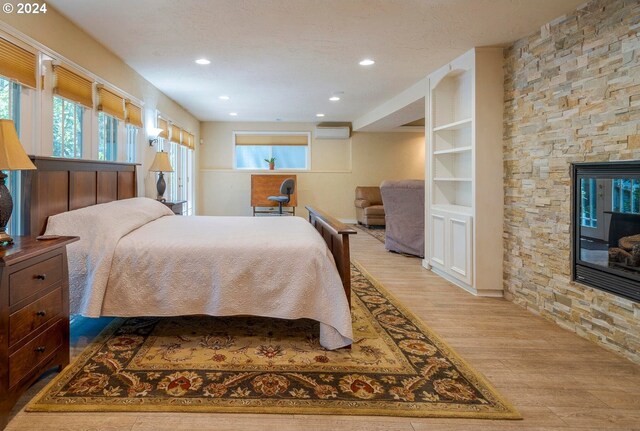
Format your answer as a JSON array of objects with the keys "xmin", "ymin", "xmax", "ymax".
[{"xmin": 19, "ymin": 157, "xmax": 356, "ymax": 350}]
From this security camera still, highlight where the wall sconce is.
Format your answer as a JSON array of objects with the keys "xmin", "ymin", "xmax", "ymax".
[{"xmin": 148, "ymin": 127, "xmax": 163, "ymax": 146}]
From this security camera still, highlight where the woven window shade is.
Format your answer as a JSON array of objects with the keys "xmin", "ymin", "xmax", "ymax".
[
  {"xmin": 53, "ymin": 65, "xmax": 93, "ymax": 108},
  {"xmin": 170, "ymin": 124, "xmax": 181, "ymax": 144},
  {"xmin": 180, "ymin": 129, "xmax": 188, "ymax": 147},
  {"xmin": 157, "ymin": 117, "xmax": 168, "ymax": 139},
  {"xmin": 125, "ymin": 101, "xmax": 143, "ymax": 128},
  {"xmin": 235, "ymin": 134, "xmax": 308, "ymax": 146},
  {"xmin": 97, "ymin": 86, "xmax": 125, "ymax": 120},
  {"xmin": 0, "ymin": 38, "xmax": 36, "ymax": 88},
  {"xmin": 188, "ymin": 133, "xmax": 195, "ymax": 150}
]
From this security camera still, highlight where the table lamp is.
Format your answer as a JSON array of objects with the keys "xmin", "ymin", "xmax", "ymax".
[
  {"xmin": 0, "ymin": 119, "xmax": 36, "ymax": 245},
  {"xmin": 149, "ymin": 150, "xmax": 173, "ymax": 202}
]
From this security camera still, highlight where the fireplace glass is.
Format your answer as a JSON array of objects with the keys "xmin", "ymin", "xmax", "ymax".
[{"xmin": 573, "ymin": 162, "xmax": 640, "ymax": 302}]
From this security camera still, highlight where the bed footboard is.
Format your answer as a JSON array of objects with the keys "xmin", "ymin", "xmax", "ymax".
[{"xmin": 306, "ymin": 206, "xmax": 357, "ymax": 306}]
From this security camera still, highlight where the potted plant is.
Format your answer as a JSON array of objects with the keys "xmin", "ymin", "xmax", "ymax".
[{"xmin": 264, "ymin": 157, "xmax": 276, "ymax": 170}]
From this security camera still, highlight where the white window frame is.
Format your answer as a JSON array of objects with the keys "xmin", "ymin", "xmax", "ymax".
[
  {"xmin": 51, "ymin": 94, "xmax": 85, "ymax": 159},
  {"xmin": 232, "ymin": 131, "xmax": 311, "ymax": 171},
  {"xmin": 97, "ymin": 111, "xmax": 119, "ymax": 161},
  {"xmin": 125, "ymin": 124, "xmax": 139, "ymax": 163}
]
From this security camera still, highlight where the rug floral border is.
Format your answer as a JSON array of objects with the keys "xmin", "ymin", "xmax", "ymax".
[{"xmin": 27, "ymin": 261, "xmax": 520, "ymax": 419}]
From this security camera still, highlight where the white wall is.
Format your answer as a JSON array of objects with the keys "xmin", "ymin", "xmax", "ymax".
[{"xmin": 199, "ymin": 121, "xmax": 424, "ymax": 220}]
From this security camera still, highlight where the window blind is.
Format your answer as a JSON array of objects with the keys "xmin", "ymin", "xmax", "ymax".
[
  {"xmin": 188, "ymin": 133, "xmax": 195, "ymax": 150},
  {"xmin": 125, "ymin": 101, "xmax": 143, "ymax": 128},
  {"xmin": 0, "ymin": 37, "xmax": 36, "ymax": 88},
  {"xmin": 52, "ymin": 65, "xmax": 93, "ymax": 108},
  {"xmin": 235, "ymin": 134, "xmax": 308, "ymax": 146},
  {"xmin": 157, "ymin": 117, "xmax": 168, "ymax": 138},
  {"xmin": 97, "ymin": 85, "xmax": 125, "ymax": 120},
  {"xmin": 180, "ymin": 129, "xmax": 188, "ymax": 147},
  {"xmin": 170, "ymin": 124, "xmax": 180, "ymax": 144}
]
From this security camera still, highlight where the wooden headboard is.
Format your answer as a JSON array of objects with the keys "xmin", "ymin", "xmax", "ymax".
[{"xmin": 19, "ymin": 157, "xmax": 139, "ymax": 236}]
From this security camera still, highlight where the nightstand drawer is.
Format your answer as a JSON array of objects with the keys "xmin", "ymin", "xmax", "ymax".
[
  {"xmin": 9, "ymin": 321, "xmax": 63, "ymax": 388},
  {"xmin": 9, "ymin": 254, "xmax": 63, "ymax": 306},
  {"xmin": 9, "ymin": 288, "xmax": 63, "ymax": 346}
]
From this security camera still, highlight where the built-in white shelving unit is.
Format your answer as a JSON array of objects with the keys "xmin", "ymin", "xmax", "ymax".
[{"xmin": 424, "ymin": 48, "xmax": 504, "ymax": 297}]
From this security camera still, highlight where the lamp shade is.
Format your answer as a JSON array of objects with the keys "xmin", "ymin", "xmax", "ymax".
[
  {"xmin": 149, "ymin": 151, "xmax": 174, "ymax": 172},
  {"xmin": 0, "ymin": 119, "xmax": 36, "ymax": 170}
]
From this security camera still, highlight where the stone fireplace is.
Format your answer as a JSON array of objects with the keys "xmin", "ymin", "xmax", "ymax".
[{"xmin": 573, "ymin": 162, "xmax": 640, "ymax": 302}]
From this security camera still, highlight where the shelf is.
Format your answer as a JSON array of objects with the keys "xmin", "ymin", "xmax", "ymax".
[
  {"xmin": 433, "ymin": 177, "xmax": 472, "ymax": 182},
  {"xmin": 431, "ymin": 204, "xmax": 473, "ymax": 215},
  {"xmin": 433, "ymin": 146, "xmax": 472, "ymax": 155},
  {"xmin": 433, "ymin": 118, "xmax": 472, "ymax": 132}
]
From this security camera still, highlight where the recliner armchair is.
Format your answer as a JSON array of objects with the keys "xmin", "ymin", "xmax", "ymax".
[{"xmin": 354, "ymin": 186, "xmax": 385, "ymax": 227}]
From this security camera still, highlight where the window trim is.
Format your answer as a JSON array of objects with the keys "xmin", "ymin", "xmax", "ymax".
[{"xmin": 232, "ymin": 131, "xmax": 311, "ymax": 171}]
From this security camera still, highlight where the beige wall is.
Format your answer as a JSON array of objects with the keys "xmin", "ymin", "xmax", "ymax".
[
  {"xmin": 503, "ymin": 0, "xmax": 640, "ymax": 363},
  {"xmin": 199, "ymin": 121, "xmax": 424, "ymax": 220},
  {"xmin": 0, "ymin": 7, "xmax": 200, "ymax": 203}
]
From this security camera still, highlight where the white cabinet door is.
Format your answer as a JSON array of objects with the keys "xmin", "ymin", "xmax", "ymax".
[
  {"xmin": 447, "ymin": 214, "xmax": 473, "ymax": 286},
  {"xmin": 430, "ymin": 209, "xmax": 473, "ymax": 286},
  {"xmin": 430, "ymin": 212, "xmax": 446, "ymax": 268}
]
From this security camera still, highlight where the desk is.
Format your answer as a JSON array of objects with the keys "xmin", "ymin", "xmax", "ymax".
[{"xmin": 251, "ymin": 174, "xmax": 297, "ymax": 216}]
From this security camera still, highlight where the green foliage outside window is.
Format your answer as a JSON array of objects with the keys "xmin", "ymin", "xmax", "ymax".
[{"xmin": 53, "ymin": 96, "xmax": 83, "ymax": 158}]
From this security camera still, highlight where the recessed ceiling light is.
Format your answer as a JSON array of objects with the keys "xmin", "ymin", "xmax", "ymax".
[
  {"xmin": 329, "ymin": 96, "xmax": 340, "ymax": 101},
  {"xmin": 195, "ymin": 58, "xmax": 211, "ymax": 65},
  {"xmin": 316, "ymin": 113, "xmax": 325, "ymax": 117},
  {"xmin": 229, "ymin": 112, "xmax": 238, "ymax": 116},
  {"xmin": 219, "ymin": 95, "xmax": 230, "ymax": 100},
  {"xmin": 359, "ymin": 59, "xmax": 375, "ymax": 66}
]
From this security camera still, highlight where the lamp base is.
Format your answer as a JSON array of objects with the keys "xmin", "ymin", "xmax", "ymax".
[
  {"xmin": 0, "ymin": 231, "xmax": 13, "ymax": 245},
  {"xmin": 0, "ymin": 172, "xmax": 13, "ymax": 247},
  {"xmin": 156, "ymin": 172, "xmax": 166, "ymax": 202}
]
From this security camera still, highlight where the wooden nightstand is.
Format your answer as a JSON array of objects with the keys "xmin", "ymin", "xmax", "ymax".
[
  {"xmin": 161, "ymin": 200, "xmax": 186, "ymax": 215},
  {"xmin": 0, "ymin": 236, "xmax": 78, "ymax": 428}
]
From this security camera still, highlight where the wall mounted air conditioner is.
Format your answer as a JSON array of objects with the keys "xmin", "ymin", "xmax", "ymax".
[{"xmin": 314, "ymin": 123, "xmax": 351, "ymax": 140}]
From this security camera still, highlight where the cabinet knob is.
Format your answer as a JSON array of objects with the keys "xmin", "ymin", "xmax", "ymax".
[
  {"xmin": 35, "ymin": 346, "xmax": 46, "ymax": 353},
  {"xmin": 36, "ymin": 310, "xmax": 46, "ymax": 317},
  {"xmin": 35, "ymin": 274, "xmax": 47, "ymax": 280}
]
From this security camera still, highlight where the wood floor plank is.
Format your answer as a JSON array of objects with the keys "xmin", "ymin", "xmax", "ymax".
[{"xmin": 5, "ymin": 230, "xmax": 640, "ymax": 430}]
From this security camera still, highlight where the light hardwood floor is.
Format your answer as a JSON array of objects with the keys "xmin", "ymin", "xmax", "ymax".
[{"xmin": 6, "ymin": 230, "xmax": 640, "ymax": 431}]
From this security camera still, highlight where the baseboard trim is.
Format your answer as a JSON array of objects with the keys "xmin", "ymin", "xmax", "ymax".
[{"xmin": 428, "ymin": 267, "xmax": 504, "ymax": 298}]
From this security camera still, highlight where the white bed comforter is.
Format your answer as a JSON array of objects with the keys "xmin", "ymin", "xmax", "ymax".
[{"xmin": 45, "ymin": 198, "xmax": 353, "ymax": 350}]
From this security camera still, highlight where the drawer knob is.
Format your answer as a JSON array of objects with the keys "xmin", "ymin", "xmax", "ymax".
[
  {"xmin": 36, "ymin": 310, "xmax": 46, "ymax": 317},
  {"xmin": 35, "ymin": 346, "xmax": 46, "ymax": 353},
  {"xmin": 35, "ymin": 274, "xmax": 47, "ymax": 280}
]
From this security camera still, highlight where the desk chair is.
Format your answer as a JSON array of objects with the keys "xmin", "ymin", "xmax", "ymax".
[{"xmin": 268, "ymin": 178, "xmax": 295, "ymax": 215}]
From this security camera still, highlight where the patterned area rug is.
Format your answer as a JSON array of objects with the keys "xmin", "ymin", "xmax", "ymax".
[
  {"xmin": 353, "ymin": 224, "xmax": 386, "ymax": 243},
  {"xmin": 28, "ymin": 262, "xmax": 519, "ymax": 419}
]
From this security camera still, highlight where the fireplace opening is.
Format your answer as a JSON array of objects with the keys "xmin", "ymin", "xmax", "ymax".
[{"xmin": 572, "ymin": 162, "xmax": 640, "ymax": 302}]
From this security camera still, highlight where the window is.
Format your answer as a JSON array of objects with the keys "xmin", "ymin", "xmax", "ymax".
[
  {"xmin": 98, "ymin": 112, "xmax": 117, "ymax": 161},
  {"xmin": 234, "ymin": 132, "xmax": 309, "ymax": 170},
  {"xmin": 52, "ymin": 95, "xmax": 83, "ymax": 158},
  {"xmin": 612, "ymin": 179, "xmax": 640, "ymax": 214},
  {"xmin": 0, "ymin": 77, "xmax": 20, "ymax": 122},
  {"xmin": 165, "ymin": 140, "xmax": 178, "ymax": 201},
  {"xmin": 0, "ymin": 77, "xmax": 22, "ymax": 235},
  {"xmin": 126, "ymin": 124, "xmax": 138, "ymax": 162}
]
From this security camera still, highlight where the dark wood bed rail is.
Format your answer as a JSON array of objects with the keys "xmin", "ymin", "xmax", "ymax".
[
  {"xmin": 306, "ymin": 206, "xmax": 357, "ymax": 305},
  {"xmin": 19, "ymin": 156, "xmax": 138, "ymax": 236}
]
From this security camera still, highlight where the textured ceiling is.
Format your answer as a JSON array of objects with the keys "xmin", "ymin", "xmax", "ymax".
[{"xmin": 48, "ymin": 0, "xmax": 584, "ymax": 122}]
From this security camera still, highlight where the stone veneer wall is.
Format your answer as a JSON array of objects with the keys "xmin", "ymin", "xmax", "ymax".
[{"xmin": 503, "ymin": 0, "xmax": 640, "ymax": 363}]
